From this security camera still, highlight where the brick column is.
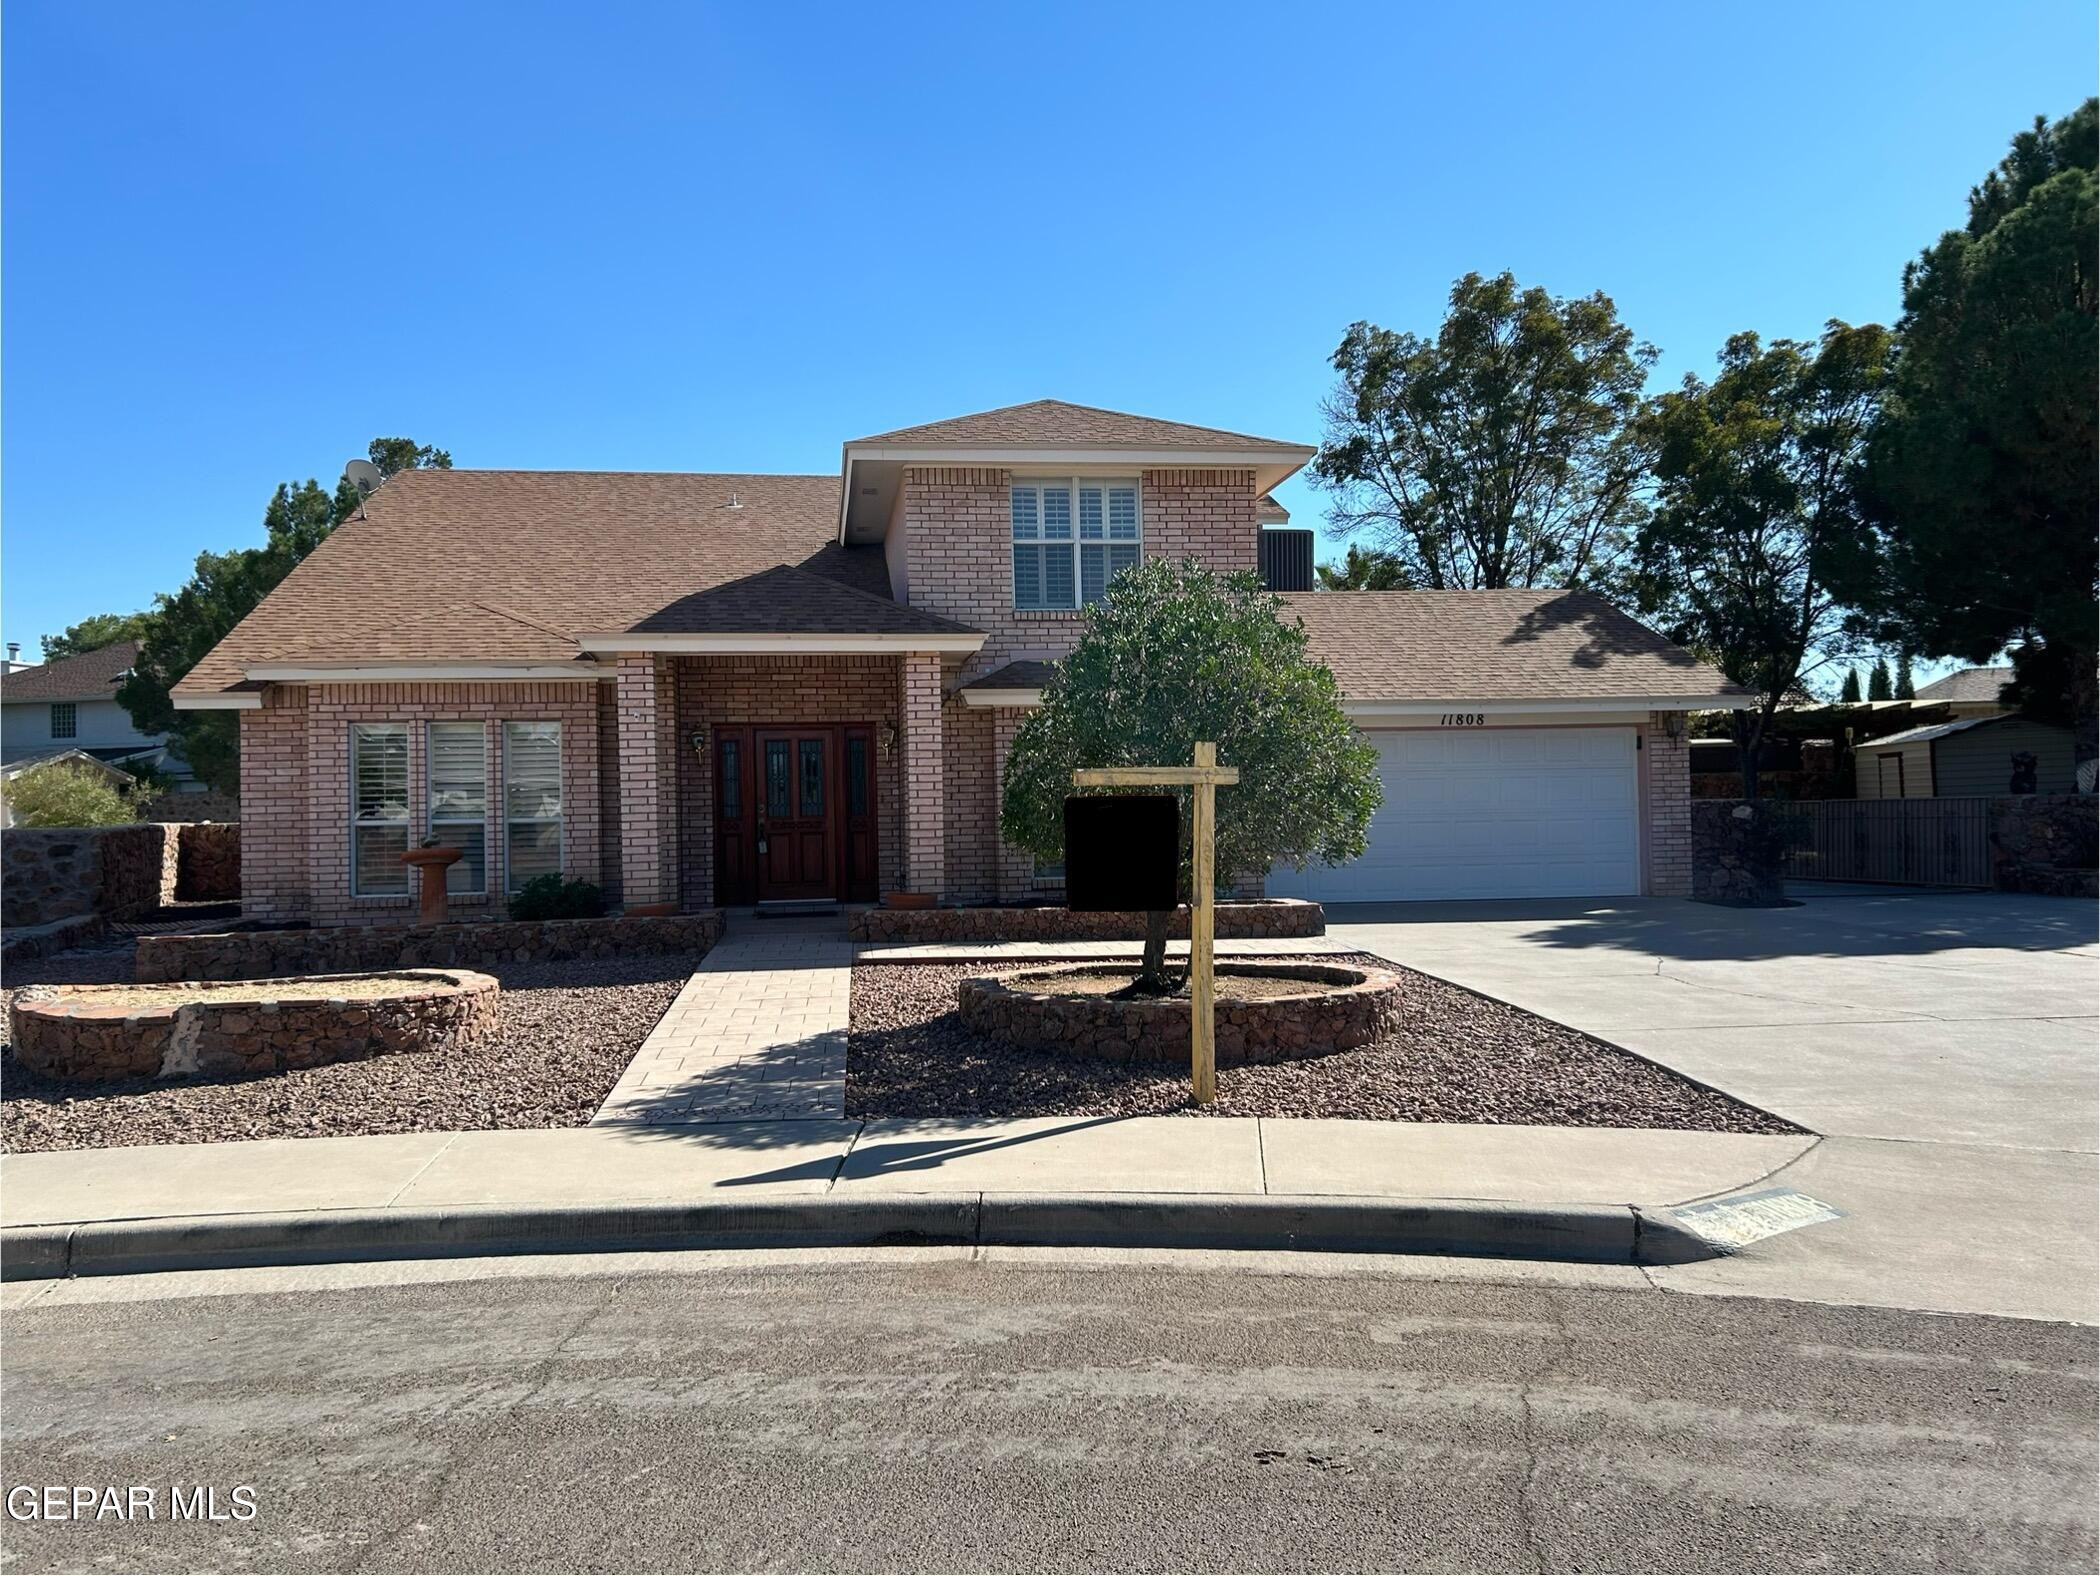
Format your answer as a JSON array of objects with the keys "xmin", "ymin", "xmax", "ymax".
[
  {"xmin": 616, "ymin": 655, "xmax": 680, "ymax": 912},
  {"xmin": 238, "ymin": 685, "xmax": 309, "ymax": 921},
  {"xmin": 900, "ymin": 653, "xmax": 945, "ymax": 897},
  {"xmin": 1645, "ymin": 712, "xmax": 1692, "ymax": 897}
]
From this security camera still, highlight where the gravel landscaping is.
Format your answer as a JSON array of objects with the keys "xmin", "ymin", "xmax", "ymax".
[
  {"xmin": 2, "ymin": 945, "xmax": 688, "ymax": 1153},
  {"xmin": 849, "ymin": 955, "xmax": 1800, "ymax": 1133}
]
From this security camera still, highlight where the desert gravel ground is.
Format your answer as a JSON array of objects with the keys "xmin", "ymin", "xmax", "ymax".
[
  {"xmin": 2, "ymin": 945, "xmax": 689, "ymax": 1153},
  {"xmin": 849, "ymin": 955, "xmax": 1798, "ymax": 1132}
]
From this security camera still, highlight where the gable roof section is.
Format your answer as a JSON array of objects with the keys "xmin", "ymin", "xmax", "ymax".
[
  {"xmin": 1913, "ymin": 666, "xmax": 2014, "ymax": 704},
  {"xmin": 604, "ymin": 565, "xmax": 979, "ymax": 640},
  {"xmin": 850, "ymin": 399, "xmax": 1305, "ymax": 452},
  {"xmin": 174, "ymin": 470, "xmax": 958, "ymax": 698},
  {"xmin": 1, "ymin": 641, "xmax": 142, "ymax": 703},
  {"xmin": 1280, "ymin": 590, "xmax": 1749, "ymax": 706}
]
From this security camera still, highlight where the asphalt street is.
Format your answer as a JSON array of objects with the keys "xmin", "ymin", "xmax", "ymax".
[{"xmin": 3, "ymin": 1249, "xmax": 2094, "ymax": 1573}]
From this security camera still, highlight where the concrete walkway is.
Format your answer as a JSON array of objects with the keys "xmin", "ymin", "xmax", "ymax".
[{"xmin": 592, "ymin": 916, "xmax": 852, "ymax": 1124}]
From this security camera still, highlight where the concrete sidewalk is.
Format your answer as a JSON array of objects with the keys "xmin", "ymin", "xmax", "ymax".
[{"xmin": 0, "ymin": 1117, "xmax": 1807, "ymax": 1278}]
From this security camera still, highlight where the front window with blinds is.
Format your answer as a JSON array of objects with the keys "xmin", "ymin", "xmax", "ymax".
[
  {"xmin": 350, "ymin": 723, "xmax": 410, "ymax": 896},
  {"xmin": 503, "ymin": 722, "xmax": 562, "ymax": 893},
  {"xmin": 426, "ymin": 723, "xmax": 487, "ymax": 895},
  {"xmin": 1011, "ymin": 479, "xmax": 1140, "ymax": 610}
]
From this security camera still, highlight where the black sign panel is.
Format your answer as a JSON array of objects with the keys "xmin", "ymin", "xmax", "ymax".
[{"xmin": 1063, "ymin": 794, "xmax": 1179, "ymax": 912}]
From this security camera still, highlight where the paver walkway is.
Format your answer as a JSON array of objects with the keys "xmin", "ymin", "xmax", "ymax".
[{"xmin": 593, "ymin": 915, "xmax": 852, "ymax": 1124}]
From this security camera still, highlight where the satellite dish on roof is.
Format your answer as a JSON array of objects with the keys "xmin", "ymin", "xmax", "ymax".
[{"xmin": 343, "ymin": 459, "xmax": 384, "ymax": 497}]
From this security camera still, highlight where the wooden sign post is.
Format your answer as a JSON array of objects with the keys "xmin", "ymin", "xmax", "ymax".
[{"xmin": 1072, "ymin": 742, "xmax": 1239, "ymax": 1104}]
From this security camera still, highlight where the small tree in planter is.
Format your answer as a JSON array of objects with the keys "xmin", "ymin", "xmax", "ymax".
[{"xmin": 1001, "ymin": 559, "xmax": 1382, "ymax": 991}]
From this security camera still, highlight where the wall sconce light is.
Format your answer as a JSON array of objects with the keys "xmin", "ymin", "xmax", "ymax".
[
  {"xmin": 1660, "ymin": 712, "xmax": 1687, "ymax": 743},
  {"xmin": 689, "ymin": 725, "xmax": 710, "ymax": 759},
  {"xmin": 878, "ymin": 719, "xmax": 900, "ymax": 758}
]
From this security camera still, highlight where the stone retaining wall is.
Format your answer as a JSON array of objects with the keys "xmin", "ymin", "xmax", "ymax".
[
  {"xmin": 849, "ymin": 899, "xmax": 1323, "ymax": 945},
  {"xmin": 11, "ymin": 970, "xmax": 499, "ymax": 1083},
  {"xmin": 1691, "ymin": 800, "xmax": 1793, "ymax": 906},
  {"xmin": 955, "ymin": 960, "xmax": 1401, "ymax": 1066},
  {"xmin": 135, "ymin": 909, "xmax": 724, "ymax": 983},
  {"xmin": 1991, "ymin": 795, "xmax": 2098, "ymax": 897},
  {"xmin": 175, "ymin": 822, "xmax": 241, "ymax": 901},
  {"xmin": 3, "ymin": 823, "xmax": 179, "ymax": 927}
]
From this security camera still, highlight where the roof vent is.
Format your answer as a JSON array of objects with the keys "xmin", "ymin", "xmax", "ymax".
[{"xmin": 721, "ymin": 491, "xmax": 744, "ymax": 509}]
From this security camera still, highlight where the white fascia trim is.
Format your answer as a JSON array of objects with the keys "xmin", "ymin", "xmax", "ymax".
[
  {"xmin": 1343, "ymin": 695, "xmax": 1749, "ymax": 719},
  {"xmin": 577, "ymin": 632, "xmax": 986, "ymax": 655},
  {"xmin": 173, "ymin": 693, "xmax": 263, "ymax": 711},
  {"xmin": 844, "ymin": 443, "xmax": 1315, "ymax": 470},
  {"xmin": 958, "ymin": 687, "xmax": 1044, "ymax": 708},
  {"xmin": 244, "ymin": 664, "xmax": 612, "ymax": 682}
]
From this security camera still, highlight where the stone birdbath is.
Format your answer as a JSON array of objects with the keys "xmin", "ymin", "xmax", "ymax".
[{"xmin": 401, "ymin": 842, "xmax": 464, "ymax": 926}]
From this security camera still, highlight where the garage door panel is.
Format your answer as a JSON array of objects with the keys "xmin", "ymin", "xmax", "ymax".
[{"xmin": 1269, "ymin": 727, "xmax": 1641, "ymax": 902}]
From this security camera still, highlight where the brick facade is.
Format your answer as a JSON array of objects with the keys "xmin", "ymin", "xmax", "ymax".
[
  {"xmin": 1644, "ymin": 712, "xmax": 1693, "ymax": 898},
  {"xmin": 239, "ymin": 681, "xmax": 602, "ymax": 925},
  {"xmin": 900, "ymin": 651, "xmax": 945, "ymax": 895}
]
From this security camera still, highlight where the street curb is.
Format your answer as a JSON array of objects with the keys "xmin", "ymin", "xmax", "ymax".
[{"xmin": 1, "ymin": 1192, "xmax": 1717, "ymax": 1280}]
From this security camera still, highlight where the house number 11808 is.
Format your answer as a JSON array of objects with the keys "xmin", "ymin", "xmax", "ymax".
[{"xmin": 1439, "ymin": 713, "xmax": 1486, "ymax": 727}]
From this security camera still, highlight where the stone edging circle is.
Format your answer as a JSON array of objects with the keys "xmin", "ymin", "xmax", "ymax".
[
  {"xmin": 957, "ymin": 961, "xmax": 1404, "ymax": 1067},
  {"xmin": 10, "ymin": 969, "xmax": 501, "ymax": 1084}
]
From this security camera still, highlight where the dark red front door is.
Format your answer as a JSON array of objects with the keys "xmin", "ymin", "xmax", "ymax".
[{"xmin": 756, "ymin": 729, "xmax": 834, "ymax": 901}]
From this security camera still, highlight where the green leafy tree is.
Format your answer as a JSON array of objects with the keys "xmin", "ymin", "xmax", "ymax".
[
  {"xmin": 1868, "ymin": 657, "xmax": 1893, "ymax": 702},
  {"xmin": 1893, "ymin": 652, "xmax": 1916, "ymax": 700},
  {"xmin": 119, "ymin": 439, "xmax": 452, "ymax": 793},
  {"xmin": 1311, "ymin": 271, "xmax": 1656, "ymax": 591},
  {"xmin": 2, "ymin": 762, "xmax": 149, "ymax": 827},
  {"xmin": 1001, "ymin": 560, "xmax": 1382, "ymax": 988},
  {"xmin": 1314, "ymin": 544, "xmax": 1413, "ymax": 590},
  {"xmin": 38, "ymin": 611, "xmax": 154, "ymax": 663},
  {"xmin": 1838, "ymin": 668, "xmax": 1862, "ymax": 703},
  {"xmin": 1633, "ymin": 322, "xmax": 1892, "ymax": 799},
  {"xmin": 1842, "ymin": 100, "xmax": 2098, "ymax": 745}
]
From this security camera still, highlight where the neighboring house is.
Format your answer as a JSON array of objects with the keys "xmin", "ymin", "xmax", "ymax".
[
  {"xmin": 1855, "ymin": 714, "xmax": 2079, "ymax": 800},
  {"xmin": 172, "ymin": 400, "xmax": 1745, "ymax": 922},
  {"xmin": 1911, "ymin": 665, "xmax": 2015, "ymax": 717},
  {"xmin": 0, "ymin": 748, "xmax": 138, "ymax": 828},
  {"xmin": 0, "ymin": 641, "xmax": 193, "ymax": 789}
]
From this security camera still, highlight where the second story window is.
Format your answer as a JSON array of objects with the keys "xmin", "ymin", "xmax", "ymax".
[
  {"xmin": 49, "ymin": 703, "xmax": 77, "ymax": 739},
  {"xmin": 1012, "ymin": 479, "xmax": 1140, "ymax": 610}
]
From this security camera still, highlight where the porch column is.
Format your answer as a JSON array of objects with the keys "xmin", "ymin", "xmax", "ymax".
[
  {"xmin": 1645, "ymin": 711, "xmax": 1692, "ymax": 897},
  {"xmin": 900, "ymin": 652, "xmax": 945, "ymax": 898},
  {"xmin": 616, "ymin": 655, "xmax": 681, "ymax": 912}
]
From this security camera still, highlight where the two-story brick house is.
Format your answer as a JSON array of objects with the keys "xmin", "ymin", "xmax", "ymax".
[{"xmin": 173, "ymin": 401, "xmax": 1743, "ymax": 922}]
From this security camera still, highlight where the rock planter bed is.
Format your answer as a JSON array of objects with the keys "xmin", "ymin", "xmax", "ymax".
[
  {"xmin": 10, "ymin": 970, "xmax": 498, "ymax": 1083},
  {"xmin": 848, "ymin": 898, "xmax": 1322, "ymax": 945},
  {"xmin": 850, "ymin": 956, "xmax": 1800, "ymax": 1132},
  {"xmin": 135, "ymin": 910, "xmax": 724, "ymax": 983},
  {"xmin": 959, "ymin": 961, "xmax": 1402, "ymax": 1066}
]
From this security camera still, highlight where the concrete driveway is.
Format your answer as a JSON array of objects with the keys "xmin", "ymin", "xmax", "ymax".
[{"xmin": 1330, "ymin": 887, "xmax": 2100, "ymax": 1323}]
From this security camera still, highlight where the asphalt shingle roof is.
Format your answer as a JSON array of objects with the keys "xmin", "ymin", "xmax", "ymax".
[
  {"xmin": 850, "ymin": 399, "xmax": 1308, "ymax": 452},
  {"xmin": 176, "ymin": 471, "xmax": 913, "ymax": 697},
  {"xmin": 1, "ymin": 642, "xmax": 141, "ymax": 702},
  {"xmin": 1912, "ymin": 666, "xmax": 2014, "ymax": 704},
  {"xmin": 1280, "ymin": 590, "xmax": 1747, "ymax": 704}
]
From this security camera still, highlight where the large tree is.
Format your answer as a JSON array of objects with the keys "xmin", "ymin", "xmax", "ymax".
[
  {"xmin": 120, "ymin": 438, "xmax": 451, "ymax": 792},
  {"xmin": 1842, "ymin": 100, "xmax": 2098, "ymax": 744},
  {"xmin": 1310, "ymin": 271, "xmax": 1656, "ymax": 591},
  {"xmin": 1002, "ymin": 559, "xmax": 1381, "ymax": 989},
  {"xmin": 1633, "ymin": 322, "xmax": 1892, "ymax": 799},
  {"xmin": 38, "ymin": 611, "xmax": 155, "ymax": 663}
]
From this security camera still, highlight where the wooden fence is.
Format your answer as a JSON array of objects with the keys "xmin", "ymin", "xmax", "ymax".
[{"xmin": 1780, "ymin": 797, "xmax": 1994, "ymax": 888}]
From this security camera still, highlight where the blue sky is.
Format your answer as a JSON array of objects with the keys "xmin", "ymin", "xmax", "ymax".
[{"xmin": 3, "ymin": 1, "xmax": 2094, "ymax": 680}]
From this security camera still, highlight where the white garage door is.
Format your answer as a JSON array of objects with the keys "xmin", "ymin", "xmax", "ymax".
[{"xmin": 1270, "ymin": 727, "xmax": 1641, "ymax": 902}]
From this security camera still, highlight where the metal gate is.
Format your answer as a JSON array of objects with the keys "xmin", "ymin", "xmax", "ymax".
[{"xmin": 1781, "ymin": 797, "xmax": 1994, "ymax": 888}]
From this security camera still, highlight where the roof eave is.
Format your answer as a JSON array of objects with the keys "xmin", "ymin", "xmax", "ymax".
[{"xmin": 576, "ymin": 631, "xmax": 986, "ymax": 655}]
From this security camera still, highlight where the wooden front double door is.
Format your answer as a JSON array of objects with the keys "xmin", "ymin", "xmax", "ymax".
[{"xmin": 712, "ymin": 724, "xmax": 879, "ymax": 905}]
